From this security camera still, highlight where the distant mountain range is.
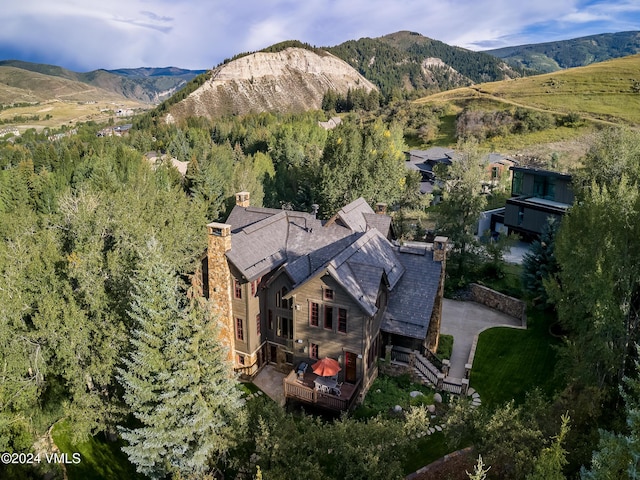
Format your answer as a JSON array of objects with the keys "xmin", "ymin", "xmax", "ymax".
[
  {"xmin": 0, "ymin": 60, "xmax": 206, "ymax": 104},
  {"xmin": 1, "ymin": 30, "xmax": 639, "ymax": 118},
  {"xmin": 486, "ymin": 31, "xmax": 640, "ymax": 73}
]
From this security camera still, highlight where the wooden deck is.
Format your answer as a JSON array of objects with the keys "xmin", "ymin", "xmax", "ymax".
[{"xmin": 283, "ymin": 370, "xmax": 361, "ymax": 411}]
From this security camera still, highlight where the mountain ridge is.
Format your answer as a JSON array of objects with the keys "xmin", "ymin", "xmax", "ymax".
[
  {"xmin": 165, "ymin": 47, "xmax": 376, "ymax": 121},
  {"xmin": 0, "ymin": 60, "xmax": 205, "ymax": 103},
  {"xmin": 485, "ymin": 30, "xmax": 640, "ymax": 73}
]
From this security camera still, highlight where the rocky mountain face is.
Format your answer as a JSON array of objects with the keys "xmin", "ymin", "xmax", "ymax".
[{"xmin": 166, "ymin": 47, "xmax": 376, "ymax": 121}]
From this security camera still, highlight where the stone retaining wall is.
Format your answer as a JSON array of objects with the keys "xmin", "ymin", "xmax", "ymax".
[
  {"xmin": 469, "ymin": 283, "xmax": 526, "ymax": 327},
  {"xmin": 405, "ymin": 446, "xmax": 475, "ymax": 480}
]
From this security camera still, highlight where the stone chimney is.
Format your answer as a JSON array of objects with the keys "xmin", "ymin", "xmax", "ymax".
[
  {"xmin": 235, "ymin": 191, "xmax": 250, "ymax": 208},
  {"xmin": 206, "ymin": 222, "xmax": 234, "ymax": 361},
  {"xmin": 376, "ymin": 202, "xmax": 387, "ymax": 215},
  {"xmin": 311, "ymin": 204, "xmax": 319, "ymax": 218},
  {"xmin": 433, "ymin": 236, "xmax": 448, "ymax": 263}
]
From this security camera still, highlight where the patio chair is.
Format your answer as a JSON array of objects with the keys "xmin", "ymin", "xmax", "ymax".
[{"xmin": 332, "ymin": 382, "xmax": 343, "ymax": 396}]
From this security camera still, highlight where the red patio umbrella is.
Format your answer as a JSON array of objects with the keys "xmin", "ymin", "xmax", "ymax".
[{"xmin": 312, "ymin": 357, "xmax": 341, "ymax": 377}]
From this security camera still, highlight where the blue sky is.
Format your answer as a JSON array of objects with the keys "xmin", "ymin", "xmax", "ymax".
[{"xmin": 1, "ymin": 0, "xmax": 638, "ymax": 71}]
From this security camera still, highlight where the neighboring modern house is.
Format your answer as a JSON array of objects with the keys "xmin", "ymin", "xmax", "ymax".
[
  {"xmin": 405, "ymin": 149, "xmax": 515, "ymax": 195},
  {"xmin": 197, "ymin": 192, "xmax": 447, "ymax": 410},
  {"xmin": 501, "ymin": 166, "xmax": 574, "ymax": 238},
  {"xmin": 404, "ymin": 147, "xmax": 457, "ymax": 194}
]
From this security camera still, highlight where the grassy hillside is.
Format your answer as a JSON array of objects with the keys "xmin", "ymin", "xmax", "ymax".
[
  {"xmin": 411, "ymin": 54, "xmax": 640, "ymax": 168},
  {"xmin": 416, "ymin": 54, "xmax": 640, "ymax": 125},
  {"xmin": 0, "ymin": 60, "xmax": 206, "ymax": 103},
  {"xmin": 0, "ymin": 66, "xmax": 147, "ymax": 131}
]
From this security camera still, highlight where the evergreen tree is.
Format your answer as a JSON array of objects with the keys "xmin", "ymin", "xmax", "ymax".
[
  {"xmin": 522, "ymin": 216, "xmax": 559, "ymax": 305},
  {"xmin": 581, "ymin": 353, "xmax": 640, "ymax": 479},
  {"xmin": 527, "ymin": 415, "xmax": 570, "ymax": 480},
  {"xmin": 118, "ymin": 241, "xmax": 244, "ymax": 479}
]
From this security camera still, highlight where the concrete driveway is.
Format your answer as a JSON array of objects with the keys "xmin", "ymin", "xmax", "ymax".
[{"xmin": 441, "ymin": 298, "xmax": 524, "ymax": 379}]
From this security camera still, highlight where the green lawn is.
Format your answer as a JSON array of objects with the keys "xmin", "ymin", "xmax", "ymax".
[
  {"xmin": 470, "ymin": 309, "xmax": 562, "ymax": 407},
  {"xmin": 52, "ymin": 421, "xmax": 144, "ymax": 480},
  {"xmin": 476, "ymin": 262, "xmax": 525, "ymax": 299},
  {"xmin": 436, "ymin": 334, "xmax": 454, "ymax": 360}
]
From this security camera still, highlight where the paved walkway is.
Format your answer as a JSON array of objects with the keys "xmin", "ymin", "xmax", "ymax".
[
  {"xmin": 252, "ymin": 364, "xmax": 287, "ymax": 406},
  {"xmin": 440, "ymin": 299, "xmax": 523, "ymax": 379}
]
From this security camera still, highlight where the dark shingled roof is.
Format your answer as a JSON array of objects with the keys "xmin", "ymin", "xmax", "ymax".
[
  {"xmin": 226, "ymin": 205, "xmax": 282, "ymax": 232},
  {"xmin": 363, "ymin": 213, "xmax": 392, "ymax": 238},
  {"xmin": 223, "ymin": 198, "xmax": 443, "ymax": 339},
  {"xmin": 382, "ymin": 246, "xmax": 443, "ymax": 340}
]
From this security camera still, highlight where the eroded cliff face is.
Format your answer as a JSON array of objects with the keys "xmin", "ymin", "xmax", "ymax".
[{"xmin": 168, "ymin": 48, "xmax": 377, "ymax": 120}]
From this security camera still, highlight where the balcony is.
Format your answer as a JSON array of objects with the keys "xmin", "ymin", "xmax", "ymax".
[{"xmin": 283, "ymin": 370, "xmax": 361, "ymax": 411}]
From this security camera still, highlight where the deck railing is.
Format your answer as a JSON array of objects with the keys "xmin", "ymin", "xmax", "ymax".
[
  {"xmin": 389, "ymin": 346, "xmax": 468, "ymax": 396},
  {"xmin": 283, "ymin": 372, "xmax": 361, "ymax": 411}
]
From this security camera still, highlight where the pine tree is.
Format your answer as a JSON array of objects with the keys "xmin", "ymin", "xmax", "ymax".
[
  {"xmin": 118, "ymin": 240, "xmax": 244, "ymax": 479},
  {"xmin": 521, "ymin": 216, "xmax": 559, "ymax": 305}
]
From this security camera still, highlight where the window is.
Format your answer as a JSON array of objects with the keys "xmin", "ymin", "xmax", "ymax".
[
  {"xmin": 278, "ymin": 316, "xmax": 293, "ymax": 339},
  {"xmin": 234, "ymin": 279, "xmax": 242, "ymax": 299},
  {"xmin": 338, "ymin": 308, "xmax": 347, "ymax": 333},
  {"xmin": 268, "ymin": 310, "xmax": 273, "ymax": 330},
  {"xmin": 310, "ymin": 343, "xmax": 319, "ymax": 359},
  {"xmin": 491, "ymin": 166, "xmax": 499, "ymax": 180},
  {"xmin": 310, "ymin": 302, "xmax": 319, "ymax": 327},
  {"xmin": 256, "ymin": 313, "xmax": 261, "ymax": 336},
  {"xmin": 276, "ymin": 290, "xmax": 281, "ymax": 307},
  {"xmin": 517, "ymin": 206, "xmax": 525, "ymax": 226},
  {"xmin": 201, "ymin": 257, "xmax": 209, "ymax": 299},
  {"xmin": 324, "ymin": 288, "xmax": 334, "ymax": 300},
  {"xmin": 324, "ymin": 306, "xmax": 333, "ymax": 330},
  {"xmin": 533, "ymin": 175, "xmax": 555, "ymax": 200},
  {"xmin": 512, "ymin": 171, "xmax": 523, "ymax": 195},
  {"xmin": 236, "ymin": 318, "xmax": 244, "ymax": 341},
  {"xmin": 237, "ymin": 354, "xmax": 245, "ymax": 365},
  {"xmin": 281, "ymin": 287, "xmax": 290, "ymax": 309},
  {"xmin": 368, "ymin": 334, "xmax": 379, "ymax": 368}
]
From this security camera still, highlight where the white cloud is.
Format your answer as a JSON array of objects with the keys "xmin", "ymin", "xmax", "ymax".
[{"xmin": 0, "ymin": 0, "xmax": 636, "ymax": 70}]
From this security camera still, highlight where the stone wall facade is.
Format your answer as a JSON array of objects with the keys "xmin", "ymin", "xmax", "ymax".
[
  {"xmin": 469, "ymin": 283, "xmax": 526, "ymax": 326},
  {"xmin": 206, "ymin": 222, "xmax": 236, "ymax": 362}
]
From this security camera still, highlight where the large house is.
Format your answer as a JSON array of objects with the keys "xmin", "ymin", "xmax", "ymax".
[
  {"xmin": 502, "ymin": 166, "xmax": 574, "ymax": 238},
  {"xmin": 197, "ymin": 192, "xmax": 447, "ymax": 409}
]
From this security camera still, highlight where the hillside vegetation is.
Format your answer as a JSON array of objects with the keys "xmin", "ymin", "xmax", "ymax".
[
  {"xmin": 418, "ymin": 54, "xmax": 640, "ymax": 125},
  {"xmin": 326, "ymin": 31, "xmax": 523, "ymax": 95},
  {"xmin": 0, "ymin": 60, "xmax": 205, "ymax": 103},
  {"xmin": 487, "ymin": 30, "xmax": 640, "ymax": 72}
]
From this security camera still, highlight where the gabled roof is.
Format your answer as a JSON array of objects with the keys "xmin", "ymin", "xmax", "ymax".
[
  {"xmin": 286, "ymin": 229, "xmax": 403, "ymax": 317},
  {"xmin": 225, "ymin": 198, "xmax": 391, "ymax": 282},
  {"xmin": 222, "ymin": 197, "xmax": 443, "ymax": 339},
  {"xmin": 382, "ymin": 245, "xmax": 443, "ymax": 340},
  {"xmin": 328, "ymin": 197, "xmax": 374, "ymax": 231}
]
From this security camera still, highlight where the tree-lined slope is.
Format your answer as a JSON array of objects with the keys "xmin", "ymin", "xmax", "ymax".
[
  {"xmin": 327, "ymin": 31, "xmax": 523, "ymax": 95},
  {"xmin": 487, "ymin": 31, "xmax": 640, "ymax": 73}
]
